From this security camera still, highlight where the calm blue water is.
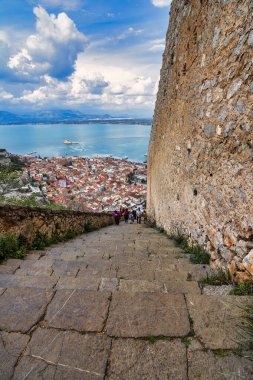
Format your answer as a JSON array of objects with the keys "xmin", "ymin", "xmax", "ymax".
[{"xmin": 0, "ymin": 123, "xmax": 151, "ymax": 162}]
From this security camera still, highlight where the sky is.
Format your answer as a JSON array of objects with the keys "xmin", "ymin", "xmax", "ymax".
[{"xmin": 0, "ymin": 0, "xmax": 172, "ymax": 117}]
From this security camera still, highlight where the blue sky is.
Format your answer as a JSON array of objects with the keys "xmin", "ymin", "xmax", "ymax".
[{"xmin": 0, "ymin": 0, "xmax": 172, "ymax": 116}]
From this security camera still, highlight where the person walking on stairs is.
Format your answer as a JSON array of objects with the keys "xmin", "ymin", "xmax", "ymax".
[{"xmin": 136, "ymin": 207, "xmax": 142, "ymax": 224}]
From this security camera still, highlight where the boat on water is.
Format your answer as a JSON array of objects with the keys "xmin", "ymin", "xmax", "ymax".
[{"xmin": 64, "ymin": 140, "xmax": 79, "ymax": 145}]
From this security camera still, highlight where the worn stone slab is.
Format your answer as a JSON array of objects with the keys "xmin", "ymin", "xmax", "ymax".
[
  {"xmin": 13, "ymin": 328, "xmax": 111, "ymax": 380},
  {"xmin": 0, "ymin": 259, "xmax": 22, "ymax": 274},
  {"xmin": 155, "ymin": 268, "xmax": 187, "ymax": 282},
  {"xmin": 78, "ymin": 267, "xmax": 117, "ymax": 278},
  {"xmin": 106, "ymin": 292, "xmax": 190, "ymax": 337},
  {"xmin": 99, "ymin": 277, "xmax": 119, "ymax": 291},
  {"xmin": 107, "ymin": 338, "xmax": 187, "ymax": 380},
  {"xmin": 119, "ymin": 279, "xmax": 163, "ymax": 293},
  {"xmin": 16, "ymin": 267, "xmax": 53, "ymax": 276},
  {"xmin": 117, "ymin": 264, "xmax": 154, "ymax": 281},
  {"xmin": 13, "ymin": 357, "xmax": 56, "ymax": 380},
  {"xmin": 186, "ymin": 295, "xmax": 250, "ymax": 349},
  {"xmin": 0, "ymin": 288, "xmax": 54, "ymax": 333},
  {"xmin": 0, "ymin": 274, "xmax": 57, "ymax": 289},
  {"xmin": 0, "ymin": 288, "xmax": 5, "ymax": 296},
  {"xmin": 188, "ymin": 350, "xmax": 253, "ymax": 380},
  {"xmin": 45, "ymin": 290, "xmax": 110, "ymax": 332},
  {"xmin": 0, "ymin": 331, "xmax": 29, "ymax": 379},
  {"xmin": 52, "ymin": 260, "xmax": 80, "ymax": 276},
  {"xmin": 176, "ymin": 263, "xmax": 213, "ymax": 282},
  {"xmin": 164, "ymin": 280, "xmax": 201, "ymax": 295},
  {"xmin": 56, "ymin": 276, "xmax": 100, "ymax": 291}
]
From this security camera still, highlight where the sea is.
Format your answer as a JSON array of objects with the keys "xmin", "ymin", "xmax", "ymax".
[{"xmin": 0, "ymin": 122, "xmax": 151, "ymax": 163}]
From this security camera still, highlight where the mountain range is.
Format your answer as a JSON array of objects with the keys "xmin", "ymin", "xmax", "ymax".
[{"xmin": 0, "ymin": 110, "xmax": 151, "ymax": 125}]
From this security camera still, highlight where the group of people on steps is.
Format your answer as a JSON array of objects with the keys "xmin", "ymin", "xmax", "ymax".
[{"xmin": 112, "ymin": 207, "xmax": 147, "ymax": 225}]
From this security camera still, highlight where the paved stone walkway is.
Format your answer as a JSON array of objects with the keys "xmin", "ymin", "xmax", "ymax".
[{"xmin": 0, "ymin": 224, "xmax": 252, "ymax": 379}]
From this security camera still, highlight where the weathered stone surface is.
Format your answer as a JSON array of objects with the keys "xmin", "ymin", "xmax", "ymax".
[
  {"xmin": 45, "ymin": 290, "xmax": 110, "ymax": 332},
  {"xmin": 56, "ymin": 276, "xmax": 100, "ymax": 291},
  {"xmin": 99, "ymin": 277, "xmax": 119, "ymax": 291},
  {"xmin": 13, "ymin": 328, "xmax": 111, "ymax": 380},
  {"xmin": 106, "ymin": 292, "xmax": 190, "ymax": 337},
  {"xmin": 117, "ymin": 264, "xmax": 154, "ymax": 281},
  {"xmin": 148, "ymin": 0, "xmax": 253, "ymax": 281},
  {"xmin": 107, "ymin": 339, "xmax": 187, "ymax": 380},
  {"xmin": 119, "ymin": 279, "xmax": 163, "ymax": 293},
  {"xmin": 0, "ymin": 288, "xmax": 53, "ymax": 333},
  {"xmin": 52, "ymin": 260, "xmax": 80, "ymax": 276},
  {"xmin": 0, "ymin": 331, "xmax": 29, "ymax": 379},
  {"xmin": 188, "ymin": 350, "xmax": 253, "ymax": 380},
  {"xmin": 164, "ymin": 280, "xmax": 201, "ymax": 295},
  {"xmin": 186, "ymin": 295, "xmax": 249, "ymax": 349},
  {"xmin": 242, "ymin": 249, "xmax": 253, "ymax": 275},
  {"xmin": 0, "ymin": 274, "xmax": 57, "ymax": 289},
  {"xmin": 202, "ymin": 285, "xmax": 234, "ymax": 296},
  {"xmin": 0, "ymin": 259, "xmax": 22, "ymax": 274}
]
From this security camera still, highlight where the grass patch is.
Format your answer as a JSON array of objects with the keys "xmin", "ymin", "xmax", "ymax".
[
  {"xmin": 230, "ymin": 281, "xmax": 253, "ymax": 296},
  {"xmin": 169, "ymin": 233, "xmax": 210, "ymax": 265},
  {"xmin": 213, "ymin": 349, "xmax": 230, "ymax": 358},
  {"xmin": 236, "ymin": 301, "xmax": 253, "ymax": 360},
  {"xmin": 182, "ymin": 337, "xmax": 191, "ymax": 348},
  {"xmin": 146, "ymin": 336, "xmax": 171, "ymax": 344},
  {"xmin": 199, "ymin": 269, "xmax": 232, "ymax": 287},
  {"xmin": 0, "ymin": 232, "xmax": 27, "ymax": 261},
  {"xmin": 188, "ymin": 316, "xmax": 195, "ymax": 337}
]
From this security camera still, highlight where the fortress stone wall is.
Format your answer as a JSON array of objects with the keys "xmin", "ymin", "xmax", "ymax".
[
  {"xmin": 148, "ymin": 0, "xmax": 253, "ymax": 281},
  {"xmin": 0, "ymin": 205, "xmax": 113, "ymax": 244}
]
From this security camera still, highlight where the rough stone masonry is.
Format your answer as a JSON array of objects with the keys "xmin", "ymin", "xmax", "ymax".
[{"xmin": 148, "ymin": 0, "xmax": 253, "ymax": 281}]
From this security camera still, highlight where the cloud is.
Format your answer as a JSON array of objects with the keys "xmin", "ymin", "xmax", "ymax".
[
  {"xmin": 149, "ymin": 38, "xmax": 165, "ymax": 52},
  {"xmin": 18, "ymin": 54, "xmax": 157, "ymax": 111},
  {"xmin": 8, "ymin": 6, "xmax": 87, "ymax": 79},
  {"xmin": 29, "ymin": 0, "xmax": 82, "ymax": 11},
  {"xmin": 151, "ymin": 0, "xmax": 172, "ymax": 7},
  {"xmin": 118, "ymin": 27, "xmax": 143, "ymax": 41},
  {"xmin": 0, "ymin": 88, "xmax": 14, "ymax": 101}
]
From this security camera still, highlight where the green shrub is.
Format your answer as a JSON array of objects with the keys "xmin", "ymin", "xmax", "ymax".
[
  {"xmin": 230, "ymin": 281, "xmax": 253, "ymax": 296},
  {"xmin": 30, "ymin": 232, "xmax": 49, "ymax": 250},
  {"xmin": 199, "ymin": 269, "xmax": 232, "ymax": 286},
  {"xmin": 0, "ymin": 232, "xmax": 27, "ymax": 260},
  {"xmin": 0, "ymin": 233, "xmax": 19, "ymax": 260}
]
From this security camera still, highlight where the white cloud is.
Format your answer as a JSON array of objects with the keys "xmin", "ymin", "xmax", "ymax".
[
  {"xmin": 18, "ymin": 54, "xmax": 157, "ymax": 111},
  {"xmin": 0, "ymin": 88, "xmax": 14, "ymax": 100},
  {"xmin": 117, "ymin": 27, "xmax": 143, "ymax": 41},
  {"xmin": 30, "ymin": 0, "xmax": 82, "ymax": 11},
  {"xmin": 151, "ymin": 0, "xmax": 172, "ymax": 7},
  {"xmin": 149, "ymin": 38, "xmax": 165, "ymax": 52},
  {"xmin": 8, "ymin": 6, "xmax": 86, "ymax": 79}
]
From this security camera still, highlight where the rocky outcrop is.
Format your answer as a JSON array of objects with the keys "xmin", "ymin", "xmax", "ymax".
[
  {"xmin": 148, "ymin": 0, "xmax": 253, "ymax": 281},
  {"xmin": 0, "ymin": 205, "xmax": 113, "ymax": 243}
]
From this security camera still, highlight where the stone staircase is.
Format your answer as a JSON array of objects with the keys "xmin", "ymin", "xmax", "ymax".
[{"xmin": 0, "ymin": 224, "xmax": 252, "ymax": 379}]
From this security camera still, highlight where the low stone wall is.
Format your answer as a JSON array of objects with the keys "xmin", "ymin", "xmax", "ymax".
[{"xmin": 0, "ymin": 205, "xmax": 113, "ymax": 243}]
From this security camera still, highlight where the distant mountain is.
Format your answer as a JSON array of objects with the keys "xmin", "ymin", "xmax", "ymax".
[
  {"xmin": 0, "ymin": 111, "xmax": 23, "ymax": 124},
  {"xmin": 0, "ymin": 110, "xmax": 152, "ymax": 125}
]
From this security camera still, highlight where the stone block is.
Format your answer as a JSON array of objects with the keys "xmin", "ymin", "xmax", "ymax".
[
  {"xmin": 119, "ymin": 279, "xmax": 163, "ymax": 293},
  {"xmin": 13, "ymin": 328, "xmax": 111, "ymax": 380},
  {"xmin": 0, "ymin": 332, "xmax": 29, "ymax": 379},
  {"xmin": 45, "ymin": 290, "xmax": 110, "ymax": 332},
  {"xmin": 0, "ymin": 288, "xmax": 54, "ymax": 333},
  {"xmin": 99, "ymin": 277, "xmax": 119, "ymax": 291},
  {"xmin": 188, "ymin": 350, "xmax": 253, "ymax": 380},
  {"xmin": 106, "ymin": 292, "xmax": 190, "ymax": 337},
  {"xmin": 107, "ymin": 339, "xmax": 187, "ymax": 380},
  {"xmin": 56, "ymin": 276, "xmax": 100, "ymax": 291},
  {"xmin": 186, "ymin": 295, "xmax": 250, "ymax": 349}
]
